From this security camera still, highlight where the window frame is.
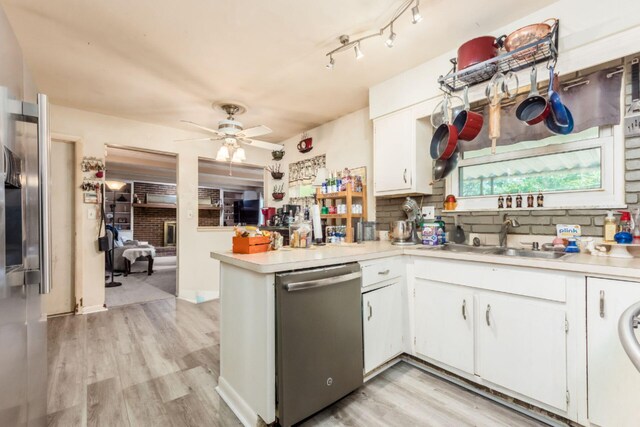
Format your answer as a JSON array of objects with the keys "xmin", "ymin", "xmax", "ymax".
[{"xmin": 445, "ymin": 124, "xmax": 626, "ymax": 211}]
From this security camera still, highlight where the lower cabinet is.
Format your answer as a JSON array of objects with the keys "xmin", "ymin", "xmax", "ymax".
[
  {"xmin": 414, "ymin": 276, "xmax": 569, "ymax": 412},
  {"xmin": 414, "ymin": 279, "xmax": 474, "ymax": 374},
  {"xmin": 362, "ymin": 281, "xmax": 404, "ymax": 373},
  {"xmin": 587, "ymin": 277, "xmax": 640, "ymax": 427},
  {"xmin": 476, "ymin": 292, "xmax": 568, "ymax": 412}
]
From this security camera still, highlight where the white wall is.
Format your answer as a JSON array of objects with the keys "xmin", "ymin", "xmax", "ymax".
[
  {"xmin": 50, "ymin": 105, "xmax": 272, "ymax": 310},
  {"xmin": 370, "ymin": 0, "xmax": 640, "ymax": 119},
  {"xmin": 268, "ymin": 108, "xmax": 375, "ymax": 220}
]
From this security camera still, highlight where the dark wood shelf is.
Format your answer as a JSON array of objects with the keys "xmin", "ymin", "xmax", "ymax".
[
  {"xmin": 132, "ymin": 203, "xmax": 176, "ymax": 209},
  {"xmin": 198, "ymin": 205, "xmax": 221, "ymax": 211}
]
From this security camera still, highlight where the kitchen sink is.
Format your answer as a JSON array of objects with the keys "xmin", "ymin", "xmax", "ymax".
[
  {"xmin": 416, "ymin": 243, "xmax": 567, "ymax": 259},
  {"xmin": 488, "ymin": 247, "xmax": 567, "ymax": 259}
]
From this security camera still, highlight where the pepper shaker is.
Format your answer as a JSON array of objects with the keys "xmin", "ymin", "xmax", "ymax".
[
  {"xmin": 537, "ymin": 192, "xmax": 544, "ymax": 208},
  {"xmin": 506, "ymin": 195, "xmax": 513, "ymax": 209},
  {"xmin": 516, "ymin": 194, "xmax": 523, "ymax": 208},
  {"xmin": 498, "ymin": 195, "xmax": 504, "ymax": 209}
]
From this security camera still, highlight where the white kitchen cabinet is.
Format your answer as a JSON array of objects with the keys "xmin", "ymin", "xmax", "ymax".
[
  {"xmin": 414, "ymin": 278, "xmax": 474, "ymax": 374},
  {"xmin": 587, "ymin": 277, "xmax": 640, "ymax": 427},
  {"xmin": 362, "ymin": 282, "xmax": 404, "ymax": 373},
  {"xmin": 373, "ymin": 107, "xmax": 431, "ymax": 196},
  {"xmin": 476, "ymin": 292, "xmax": 568, "ymax": 412}
]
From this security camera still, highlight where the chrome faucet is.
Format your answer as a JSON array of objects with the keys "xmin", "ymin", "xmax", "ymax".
[{"xmin": 499, "ymin": 214, "xmax": 520, "ymax": 247}]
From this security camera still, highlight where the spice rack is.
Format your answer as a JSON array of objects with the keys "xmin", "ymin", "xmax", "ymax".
[
  {"xmin": 316, "ymin": 185, "xmax": 367, "ymax": 243},
  {"xmin": 437, "ymin": 22, "xmax": 559, "ymax": 92}
]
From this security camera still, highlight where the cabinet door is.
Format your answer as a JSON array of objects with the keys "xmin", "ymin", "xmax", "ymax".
[
  {"xmin": 414, "ymin": 279, "xmax": 474, "ymax": 374},
  {"xmin": 373, "ymin": 109, "xmax": 413, "ymax": 194},
  {"xmin": 362, "ymin": 282, "xmax": 403, "ymax": 373},
  {"xmin": 476, "ymin": 292, "xmax": 567, "ymax": 411},
  {"xmin": 587, "ymin": 278, "xmax": 640, "ymax": 427}
]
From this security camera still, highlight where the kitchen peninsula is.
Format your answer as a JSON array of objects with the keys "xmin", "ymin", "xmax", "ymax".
[{"xmin": 211, "ymin": 242, "xmax": 640, "ymax": 427}]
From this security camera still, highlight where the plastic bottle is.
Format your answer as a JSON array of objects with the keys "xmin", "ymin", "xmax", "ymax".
[
  {"xmin": 619, "ymin": 211, "xmax": 632, "ymax": 233},
  {"xmin": 603, "ymin": 211, "xmax": 617, "ymax": 242},
  {"xmin": 435, "ymin": 216, "xmax": 446, "ymax": 245}
]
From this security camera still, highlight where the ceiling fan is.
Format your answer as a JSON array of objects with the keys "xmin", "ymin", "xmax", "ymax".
[{"xmin": 178, "ymin": 103, "xmax": 283, "ymax": 163}]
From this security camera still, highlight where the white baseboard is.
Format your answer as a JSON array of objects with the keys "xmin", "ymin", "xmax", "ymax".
[
  {"xmin": 177, "ymin": 289, "xmax": 219, "ymax": 304},
  {"xmin": 216, "ymin": 376, "xmax": 261, "ymax": 427},
  {"xmin": 79, "ymin": 304, "xmax": 108, "ymax": 314}
]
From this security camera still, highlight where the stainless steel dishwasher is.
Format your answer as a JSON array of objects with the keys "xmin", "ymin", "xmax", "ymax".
[{"xmin": 276, "ymin": 263, "xmax": 363, "ymax": 427}]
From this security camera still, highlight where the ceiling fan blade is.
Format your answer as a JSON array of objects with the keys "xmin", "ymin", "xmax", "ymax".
[
  {"xmin": 240, "ymin": 138, "xmax": 284, "ymax": 151},
  {"xmin": 180, "ymin": 120, "xmax": 223, "ymax": 136},
  {"xmin": 237, "ymin": 125, "xmax": 272, "ymax": 139},
  {"xmin": 174, "ymin": 137, "xmax": 215, "ymax": 142}
]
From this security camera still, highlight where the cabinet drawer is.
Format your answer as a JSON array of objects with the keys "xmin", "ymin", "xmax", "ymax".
[
  {"xmin": 414, "ymin": 258, "xmax": 566, "ymax": 302},
  {"xmin": 360, "ymin": 257, "xmax": 404, "ymax": 288}
]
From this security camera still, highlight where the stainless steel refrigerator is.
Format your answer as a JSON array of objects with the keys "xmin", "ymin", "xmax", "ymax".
[{"xmin": 0, "ymin": 6, "xmax": 51, "ymax": 426}]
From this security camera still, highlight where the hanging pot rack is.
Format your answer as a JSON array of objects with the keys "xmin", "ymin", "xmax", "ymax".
[{"xmin": 437, "ymin": 21, "xmax": 560, "ymax": 93}]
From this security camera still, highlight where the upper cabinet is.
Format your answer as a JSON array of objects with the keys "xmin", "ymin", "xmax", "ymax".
[{"xmin": 373, "ymin": 107, "xmax": 432, "ymax": 196}]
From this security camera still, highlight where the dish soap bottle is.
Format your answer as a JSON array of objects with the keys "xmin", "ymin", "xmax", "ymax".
[{"xmin": 604, "ymin": 211, "xmax": 617, "ymax": 242}]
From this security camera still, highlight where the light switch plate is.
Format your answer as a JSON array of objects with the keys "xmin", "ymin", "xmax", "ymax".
[
  {"xmin": 87, "ymin": 207, "xmax": 96, "ymax": 220},
  {"xmin": 422, "ymin": 206, "xmax": 435, "ymax": 219}
]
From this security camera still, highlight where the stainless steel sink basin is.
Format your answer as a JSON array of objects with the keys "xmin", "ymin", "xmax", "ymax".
[
  {"xmin": 416, "ymin": 243, "xmax": 567, "ymax": 259},
  {"xmin": 415, "ymin": 243, "xmax": 499, "ymax": 254},
  {"xmin": 488, "ymin": 247, "xmax": 566, "ymax": 259}
]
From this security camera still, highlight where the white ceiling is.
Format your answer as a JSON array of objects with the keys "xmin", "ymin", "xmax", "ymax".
[{"xmin": 1, "ymin": 0, "xmax": 552, "ymax": 142}]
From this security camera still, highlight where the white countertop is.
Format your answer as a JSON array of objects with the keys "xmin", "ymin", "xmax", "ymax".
[{"xmin": 211, "ymin": 241, "xmax": 640, "ymax": 280}]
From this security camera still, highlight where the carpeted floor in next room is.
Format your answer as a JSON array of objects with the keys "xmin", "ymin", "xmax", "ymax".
[{"xmin": 105, "ymin": 256, "xmax": 177, "ymax": 308}]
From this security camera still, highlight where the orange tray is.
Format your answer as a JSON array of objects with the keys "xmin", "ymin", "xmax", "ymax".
[{"xmin": 232, "ymin": 236, "xmax": 271, "ymax": 254}]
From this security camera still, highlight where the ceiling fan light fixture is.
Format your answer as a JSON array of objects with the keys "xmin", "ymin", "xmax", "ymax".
[
  {"xmin": 411, "ymin": 1, "xmax": 423, "ymax": 24},
  {"xmin": 354, "ymin": 42, "xmax": 364, "ymax": 60},
  {"xmin": 232, "ymin": 147, "xmax": 246, "ymax": 162},
  {"xmin": 216, "ymin": 145, "xmax": 230, "ymax": 161}
]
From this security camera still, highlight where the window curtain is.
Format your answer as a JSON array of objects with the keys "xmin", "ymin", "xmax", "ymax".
[{"xmin": 456, "ymin": 67, "xmax": 623, "ymax": 153}]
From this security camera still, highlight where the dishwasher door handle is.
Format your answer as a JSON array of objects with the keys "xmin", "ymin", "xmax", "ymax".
[{"xmin": 285, "ymin": 271, "xmax": 362, "ymax": 292}]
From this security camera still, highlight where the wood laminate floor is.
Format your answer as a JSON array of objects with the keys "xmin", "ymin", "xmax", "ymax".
[{"xmin": 47, "ymin": 298, "xmax": 545, "ymax": 427}]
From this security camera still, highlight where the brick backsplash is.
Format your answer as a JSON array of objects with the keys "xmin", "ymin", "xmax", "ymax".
[{"xmin": 377, "ymin": 59, "xmax": 640, "ymax": 237}]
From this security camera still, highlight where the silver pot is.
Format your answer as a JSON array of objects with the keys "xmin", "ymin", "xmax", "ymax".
[{"xmin": 391, "ymin": 220, "xmax": 414, "ymax": 243}]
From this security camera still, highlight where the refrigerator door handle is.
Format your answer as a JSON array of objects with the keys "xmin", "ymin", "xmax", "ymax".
[{"xmin": 37, "ymin": 94, "xmax": 51, "ymax": 294}]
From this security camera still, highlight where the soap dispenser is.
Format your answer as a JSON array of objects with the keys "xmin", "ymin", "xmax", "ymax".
[{"xmin": 603, "ymin": 211, "xmax": 617, "ymax": 242}]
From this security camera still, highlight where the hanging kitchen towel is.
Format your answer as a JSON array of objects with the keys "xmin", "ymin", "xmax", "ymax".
[{"xmin": 457, "ymin": 67, "xmax": 623, "ymax": 152}]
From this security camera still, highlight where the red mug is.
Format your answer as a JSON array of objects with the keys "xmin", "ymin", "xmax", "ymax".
[{"xmin": 297, "ymin": 137, "xmax": 312, "ymax": 151}]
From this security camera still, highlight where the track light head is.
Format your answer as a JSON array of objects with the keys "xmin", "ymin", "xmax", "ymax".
[
  {"xmin": 354, "ymin": 42, "xmax": 364, "ymax": 59},
  {"xmin": 411, "ymin": 2, "xmax": 423, "ymax": 24},
  {"xmin": 326, "ymin": 55, "xmax": 335, "ymax": 69},
  {"xmin": 386, "ymin": 31, "xmax": 396, "ymax": 48}
]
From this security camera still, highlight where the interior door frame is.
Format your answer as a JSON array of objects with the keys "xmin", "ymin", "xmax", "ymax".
[
  {"xmin": 51, "ymin": 133, "xmax": 82, "ymax": 314},
  {"xmin": 105, "ymin": 144, "xmax": 179, "ymax": 296}
]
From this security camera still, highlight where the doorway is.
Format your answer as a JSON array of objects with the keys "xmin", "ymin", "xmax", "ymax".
[
  {"xmin": 103, "ymin": 146, "xmax": 178, "ymax": 308},
  {"xmin": 45, "ymin": 138, "xmax": 76, "ymax": 316}
]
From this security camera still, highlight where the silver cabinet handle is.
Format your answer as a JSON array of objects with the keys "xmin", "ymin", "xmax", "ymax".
[
  {"xmin": 486, "ymin": 304, "xmax": 491, "ymax": 326},
  {"xmin": 378, "ymin": 269, "xmax": 390, "ymax": 275},
  {"xmin": 38, "ymin": 93, "xmax": 51, "ymax": 295},
  {"xmin": 367, "ymin": 301, "xmax": 372, "ymax": 321},
  {"xmin": 462, "ymin": 299, "xmax": 467, "ymax": 320},
  {"xmin": 600, "ymin": 290, "xmax": 605, "ymax": 318},
  {"xmin": 403, "ymin": 168, "xmax": 407, "ymax": 183}
]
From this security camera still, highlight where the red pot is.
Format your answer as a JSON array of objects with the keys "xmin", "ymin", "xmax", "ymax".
[
  {"xmin": 452, "ymin": 110, "xmax": 483, "ymax": 141},
  {"xmin": 430, "ymin": 123, "xmax": 458, "ymax": 160},
  {"xmin": 457, "ymin": 36, "xmax": 501, "ymax": 70}
]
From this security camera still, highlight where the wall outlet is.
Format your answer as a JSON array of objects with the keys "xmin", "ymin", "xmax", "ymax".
[{"xmin": 422, "ymin": 206, "xmax": 435, "ymax": 220}]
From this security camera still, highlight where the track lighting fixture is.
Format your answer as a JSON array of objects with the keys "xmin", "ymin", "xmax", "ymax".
[
  {"xmin": 324, "ymin": 0, "xmax": 423, "ymax": 67},
  {"xmin": 412, "ymin": 0, "xmax": 423, "ymax": 24}
]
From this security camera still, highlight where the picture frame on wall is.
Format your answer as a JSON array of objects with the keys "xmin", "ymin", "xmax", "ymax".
[{"xmin": 83, "ymin": 191, "xmax": 99, "ymax": 204}]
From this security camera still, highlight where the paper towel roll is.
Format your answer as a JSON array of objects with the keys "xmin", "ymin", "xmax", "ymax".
[{"xmin": 312, "ymin": 204, "xmax": 323, "ymax": 243}]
